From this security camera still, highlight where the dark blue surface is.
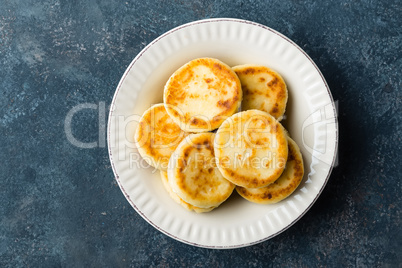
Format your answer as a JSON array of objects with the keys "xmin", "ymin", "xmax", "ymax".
[{"xmin": 1, "ymin": 0, "xmax": 401, "ymax": 266}]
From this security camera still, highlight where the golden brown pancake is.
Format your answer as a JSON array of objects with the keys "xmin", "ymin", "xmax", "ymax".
[
  {"xmin": 233, "ymin": 64, "xmax": 288, "ymax": 120},
  {"xmin": 236, "ymin": 136, "xmax": 304, "ymax": 204},
  {"xmin": 214, "ymin": 110, "xmax": 288, "ymax": 188},
  {"xmin": 164, "ymin": 58, "xmax": 242, "ymax": 132},
  {"xmin": 160, "ymin": 170, "xmax": 215, "ymax": 213},
  {"xmin": 134, "ymin": 104, "xmax": 187, "ymax": 171},
  {"xmin": 168, "ymin": 132, "xmax": 235, "ymax": 208}
]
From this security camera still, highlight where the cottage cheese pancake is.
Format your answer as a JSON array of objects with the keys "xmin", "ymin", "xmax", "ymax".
[
  {"xmin": 164, "ymin": 58, "xmax": 242, "ymax": 132},
  {"xmin": 168, "ymin": 133, "xmax": 235, "ymax": 208},
  {"xmin": 233, "ymin": 64, "xmax": 287, "ymax": 120},
  {"xmin": 236, "ymin": 136, "xmax": 304, "ymax": 204},
  {"xmin": 134, "ymin": 104, "xmax": 187, "ymax": 171},
  {"xmin": 160, "ymin": 171, "xmax": 215, "ymax": 213},
  {"xmin": 214, "ymin": 110, "xmax": 288, "ymax": 188}
]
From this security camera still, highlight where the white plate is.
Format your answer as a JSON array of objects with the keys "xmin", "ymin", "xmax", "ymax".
[{"xmin": 107, "ymin": 18, "xmax": 338, "ymax": 248}]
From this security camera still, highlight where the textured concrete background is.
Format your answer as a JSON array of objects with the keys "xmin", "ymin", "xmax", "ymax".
[{"xmin": 0, "ymin": 0, "xmax": 401, "ymax": 267}]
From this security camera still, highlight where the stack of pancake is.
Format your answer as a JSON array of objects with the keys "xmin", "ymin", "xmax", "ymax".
[{"xmin": 134, "ymin": 58, "xmax": 304, "ymax": 213}]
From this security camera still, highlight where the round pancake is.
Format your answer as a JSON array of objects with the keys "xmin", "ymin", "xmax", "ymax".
[
  {"xmin": 232, "ymin": 64, "xmax": 288, "ymax": 120},
  {"xmin": 167, "ymin": 132, "xmax": 235, "ymax": 208},
  {"xmin": 214, "ymin": 110, "xmax": 288, "ymax": 188},
  {"xmin": 160, "ymin": 171, "xmax": 215, "ymax": 213},
  {"xmin": 134, "ymin": 103, "xmax": 187, "ymax": 171},
  {"xmin": 236, "ymin": 136, "xmax": 304, "ymax": 204},
  {"xmin": 164, "ymin": 58, "xmax": 242, "ymax": 132}
]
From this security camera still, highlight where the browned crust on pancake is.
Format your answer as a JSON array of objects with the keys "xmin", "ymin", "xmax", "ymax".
[
  {"xmin": 170, "ymin": 133, "xmax": 235, "ymax": 208},
  {"xmin": 233, "ymin": 65, "xmax": 287, "ymax": 119},
  {"xmin": 236, "ymin": 137, "xmax": 304, "ymax": 204},
  {"xmin": 134, "ymin": 104, "xmax": 187, "ymax": 170},
  {"xmin": 164, "ymin": 58, "xmax": 242, "ymax": 132},
  {"xmin": 176, "ymin": 135, "xmax": 220, "ymax": 201},
  {"xmin": 159, "ymin": 171, "xmax": 215, "ymax": 213},
  {"xmin": 214, "ymin": 110, "xmax": 288, "ymax": 188}
]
